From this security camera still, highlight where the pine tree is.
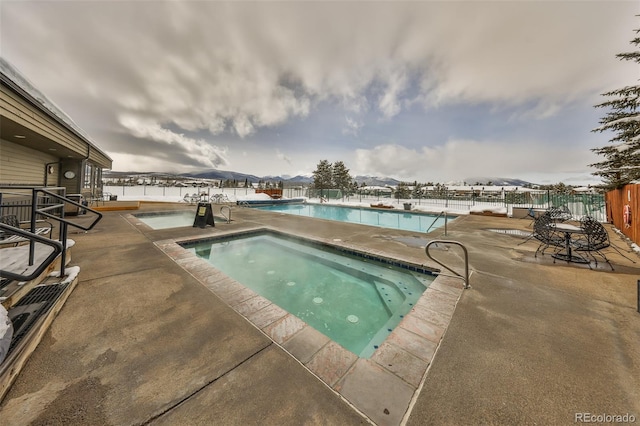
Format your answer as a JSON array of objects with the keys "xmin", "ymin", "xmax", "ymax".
[
  {"xmin": 394, "ymin": 182, "xmax": 411, "ymax": 199},
  {"xmin": 351, "ymin": 180, "xmax": 359, "ymax": 194},
  {"xmin": 411, "ymin": 183, "xmax": 423, "ymax": 199},
  {"xmin": 591, "ymin": 18, "xmax": 640, "ymax": 188},
  {"xmin": 312, "ymin": 160, "xmax": 333, "ymax": 199},
  {"xmin": 332, "ymin": 161, "xmax": 353, "ymax": 199}
]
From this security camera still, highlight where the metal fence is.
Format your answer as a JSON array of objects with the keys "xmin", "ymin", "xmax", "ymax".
[
  {"xmin": 0, "ymin": 190, "xmax": 65, "ymax": 222},
  {"xmin": 103, "ymin": 185, "xmax": 607, "ymax": 222},
  {"xmin": 312, "ymin": 189, "xmax": 606, "ymax": 222}
]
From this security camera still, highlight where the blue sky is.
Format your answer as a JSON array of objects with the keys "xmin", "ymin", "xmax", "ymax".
[{"xmin": 1, "ymin": 1, "xmax": 638, "ymax": 185}]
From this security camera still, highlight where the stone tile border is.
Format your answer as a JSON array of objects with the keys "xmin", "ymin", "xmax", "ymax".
[{"xmin": 155, "ymin": 228, "xmax": 465, "ymax": 425}]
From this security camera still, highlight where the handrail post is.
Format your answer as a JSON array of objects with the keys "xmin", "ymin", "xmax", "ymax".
[
  {"xmin": 60, "ymin": 221, "xmax": 68, "ymax": 277},
  {"xmin": 29, "ymin": 189, "xmax": 38, "ymax": 266},
  {"xmin": 444, "ymin": 211, "xmax": 448, "ymax": 236}
]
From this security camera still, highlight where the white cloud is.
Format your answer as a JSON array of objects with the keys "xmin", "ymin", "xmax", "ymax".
[
  {"xmin": 343, "ymin": 117, "xmax": 363, "ymax": 136},
  {"xmin": 378, "ymin": 68, "xmax": 408, "ymax": 119},
  {"xmin": 276, "ymin": 150, "xmax": 292, "ymax": 165},
  {"xmin": 1, "ymin": 0, "xmax": 636, "ymax": 182},
  {"xmin": 6, "ymin": 2, "xmax": 633, "ymax": 126},
  {"xmin": 118, "ymin": 114, "xmax": 228, "ymax": 169},
  {"xmin": 108, "ymin": 152, "xmax": 193, "ymax": 174},
  {"xmin": 354, "ymin": 139, "xmax": 601, "ymax": 183}
]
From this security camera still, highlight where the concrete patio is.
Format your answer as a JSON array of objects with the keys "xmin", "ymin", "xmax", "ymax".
[{"xmin": 1, "ymin": 202, "xmax": 638, "ymax": 425}]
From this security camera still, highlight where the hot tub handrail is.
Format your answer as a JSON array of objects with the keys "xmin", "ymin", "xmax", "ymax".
[{"xmin": 425, "ymin": 240, "xmax": 470, "ymax": 289}]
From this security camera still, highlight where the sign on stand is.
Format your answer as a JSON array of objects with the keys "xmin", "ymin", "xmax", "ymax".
[{"xmin": 193, "ymin": 202, "xmax": 215, "ymax": 228}]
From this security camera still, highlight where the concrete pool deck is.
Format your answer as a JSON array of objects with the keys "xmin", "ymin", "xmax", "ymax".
[{"xmin": 1, "ymin": 202, "xmax": 639, "ymax": 425}]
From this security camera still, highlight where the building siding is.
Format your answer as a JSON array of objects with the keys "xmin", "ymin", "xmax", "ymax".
[
  {"xmin": 0, "ymin": 139, "xmax": 59, "ymax": 185},
  {"xmin": 1, "ymin": 89, "xmax": 87, "ymax": 155}
]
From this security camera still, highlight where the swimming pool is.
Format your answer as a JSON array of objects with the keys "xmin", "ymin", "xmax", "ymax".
[
  {"xmin": 181, "ymin": 230, "xmax": 434, "ymax": 358},
  {"xmin": 135, "ymin": 210, "xmax": 225, "ymax": 230},
  {"xmin": 255, "ymin": 204, "xmax": 453, "ymax": 233}
]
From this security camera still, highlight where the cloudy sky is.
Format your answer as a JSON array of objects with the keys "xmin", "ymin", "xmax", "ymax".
[{"xmin": 1, "ymin": 1, "xmax": 638, "ymax": 184}]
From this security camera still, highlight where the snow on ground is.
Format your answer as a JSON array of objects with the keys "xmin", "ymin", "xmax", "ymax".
[
  {"xmin": 612, "ymin": 228, "xmax": 640, "ymax": 254},
  {"xmin": 109, "ymin": 189, "xmax": 515, "ymax": 217},
  {"xmin": 0, "ymin": 303, "xmax": 11, "ymax": 364},
  {"xmin": 236, "ymin": 193, "xmax": 273, "ymax": 201},
  {"xmin": 304, "ymin": 198, "xmax": 501, "ymax": 216}
]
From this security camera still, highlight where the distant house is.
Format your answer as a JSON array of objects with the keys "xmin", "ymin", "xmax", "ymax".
[
  {"xmin": 0, "ymin": 58, "xmax": 112, "ymax": 198},
  {"xmin": 361, "ymin": 186, "xmax": 393, "ymax": 194}
]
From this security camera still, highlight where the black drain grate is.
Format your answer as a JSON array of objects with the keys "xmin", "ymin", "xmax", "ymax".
[
  {"xmin": 7, "ymin": 283, "xmax": 68, "ymax": 356},
  {"xmin": 0, "ymin": 278, "xmax": 12, "ymax": 290}
]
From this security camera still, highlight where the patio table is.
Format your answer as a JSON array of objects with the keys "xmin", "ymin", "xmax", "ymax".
[{"xmin": 550, "ymin": 223, "xmax": 589, "ymax": 264}]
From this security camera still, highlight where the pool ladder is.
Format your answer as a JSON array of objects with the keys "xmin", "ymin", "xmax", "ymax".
[{"xmin": 425, "ymin": 240, "xmax": 471, "ymax": 289}]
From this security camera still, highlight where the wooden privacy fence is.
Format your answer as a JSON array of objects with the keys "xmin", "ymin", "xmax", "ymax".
[{"xmin": 605, "ymin": 183, "xmax": 640, "ymax": 246}]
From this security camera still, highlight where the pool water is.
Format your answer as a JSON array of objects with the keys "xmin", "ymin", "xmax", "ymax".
[
  {"xmin": 256, "ymin": 204, "xmax": 453, "ymax": 233},
  {"xmin": 183, "ymin": 232, "xmax": 433, "ymax": 358},
  {"xmin": 135, "ymin": 210, "xmax": 223, "ymax": 230}
]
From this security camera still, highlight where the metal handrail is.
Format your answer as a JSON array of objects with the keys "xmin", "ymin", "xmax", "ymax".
[
  {"xmin": 425, "ymin": 210, "xmax": 448, "ymax": 235},
  {"xmin": 220, "ymin": 205, "xmax": 231, "ymax": 223},
  {"xmin": 0, "ymin": 224, "xmax": 63, "ymax": 281},
  {"xmin": 1, "ymin": 186, "xmax": 103, "ymax": 278},
  {"xmin": 35, "ymin": 188, "xmax": 103, "ymax": 231},
  {"xmin": 425, "ymin": 240, "xmax": 470, "ymax": 289}
]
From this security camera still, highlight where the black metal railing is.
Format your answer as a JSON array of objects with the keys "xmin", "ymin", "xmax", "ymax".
[
  {"xmin": 0, "ymin": 186, "xmax": 103, "ymax": 279},
  {"xmin": 0, "ymin": 224, "xmax": 63, "ymax": 281}
]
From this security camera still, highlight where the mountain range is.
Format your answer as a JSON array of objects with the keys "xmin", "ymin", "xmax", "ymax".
[
  {"xmin": 463, "ymin": 177, "xmax": 534, "ymax": 187},
  {"xmin": 104, "ymin": 169, "xmax": 404, "ymax": 186},
  {"xmin": 104, "ymin": 169, "xmax": 533, "ymax": 187}
]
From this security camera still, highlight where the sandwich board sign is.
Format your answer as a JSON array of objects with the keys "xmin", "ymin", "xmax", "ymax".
[{"xmin": 193, "ymin": 202, "xmax": 215, "ymax": 228}]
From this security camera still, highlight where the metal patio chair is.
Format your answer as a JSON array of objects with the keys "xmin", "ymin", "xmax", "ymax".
[
  {"xmin": 548, "ymin": 205, "xmax": 572, "ymax": 222},
  {"xmin": 572, "ymin": 216, "xmax": 636, "ymax": 270},
  {"xmin": 0, "ymin": 214, "xmax": 53, "ymax": 246},
  {"xmin": 533, "ymin": 212, "xmax": 565, "ymax": 258}
]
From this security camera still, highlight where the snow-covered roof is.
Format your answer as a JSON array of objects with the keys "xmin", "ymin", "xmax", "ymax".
[
  {"xmin": 361, "ymin": 186, "xmax": 392, "ymax": 191},
  {"xmin": 425, "ymin": 185, "xmax": 537, "ymax": 192},
  {"xmin": 572, "ymin": 186, "xmax": 595, "ymax": 193},
  {"xmin": 0, "ymin": 57, "xmax": 112, "ymax": 162},
  {"xmin": 1, "ymin": 58, "xmax": 88, "ymax": 138}
]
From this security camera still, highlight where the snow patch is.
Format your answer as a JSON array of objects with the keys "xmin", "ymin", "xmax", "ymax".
[
  {"xmin": 469, "ymin": 206, "xmax": 508, "ymax": 214},
  {"xmin": 48, "ymin": 265, "xmax": 81, "ymax": 285},
  {"xmin": 0, "ymin": 304, "xmax": 12, "ymax": 364},
  {"xmin": 236, "ymin": 193, "xmax": 272, "ymax": 201}
]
